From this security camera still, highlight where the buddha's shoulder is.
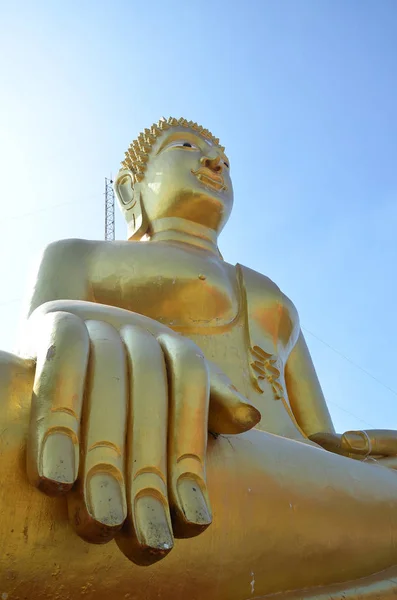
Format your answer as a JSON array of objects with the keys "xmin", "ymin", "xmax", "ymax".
[
  {"xmin": 39, "ymin": 238, "xmax": 149, "ymax": 264},
  {"xmin": 39, "ymin": 238, "xmax": 103, "ymax": 262},
  {"xmin": 235, "ymin": 263, "xmax": 299, "ymax": 321}
]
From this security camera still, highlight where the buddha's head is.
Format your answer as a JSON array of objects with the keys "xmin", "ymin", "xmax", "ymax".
[{"xmin": 114, "ymin": 117, "xmax": 233, "ymax": 240}]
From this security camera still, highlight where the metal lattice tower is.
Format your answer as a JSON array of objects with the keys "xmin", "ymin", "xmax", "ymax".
[{"xmin": 104, "ymin": 177, "xmax": 115, "ymax": 241}]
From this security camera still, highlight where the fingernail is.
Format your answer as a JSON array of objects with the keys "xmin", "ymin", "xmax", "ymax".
[
  {"xmin": 342, "ymin": 431, "xmax": 369, "ymax": 453},
  {"xmin": 88, "ymin": 472, "xmax": 126, "ymax": 527},
  {"xmin": 41, "ymin": 432, "xmax": 76, "ymax": 484},
  {"xmin": 234, "ymin": 401, "xmax": 261, "ymax": 430},
  {"xmin": 134, "ymin": 496, "xmax": 173, "ymax": 551},
  {"xmin": 177, "ymin": 478, "xmax": 212, "ymax": 526}
]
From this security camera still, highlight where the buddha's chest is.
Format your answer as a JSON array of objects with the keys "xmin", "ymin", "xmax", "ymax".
[{"xmin": 93, "ymin": 244, "xmax": 239, "ymax": 328}]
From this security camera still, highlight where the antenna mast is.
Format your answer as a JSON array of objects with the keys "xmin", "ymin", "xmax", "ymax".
[{"xmin": 104, "ymin": 177, "xmax": 115, "ymax": 241}]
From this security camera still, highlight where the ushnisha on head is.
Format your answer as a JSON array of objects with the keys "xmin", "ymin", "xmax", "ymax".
[{"xmin": 114, "ymin": 117, "xmax": 233, "ymax": 242}]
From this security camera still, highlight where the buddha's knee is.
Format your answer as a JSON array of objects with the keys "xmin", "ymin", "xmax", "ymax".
[{"xmin": 0, "ymin": 350, "xmax": 34, "ymax": 409}]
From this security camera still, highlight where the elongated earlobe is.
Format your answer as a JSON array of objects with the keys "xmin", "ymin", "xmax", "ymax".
[
  {"xmin": 114, "ymin": 170, "xmax": 149, "ymax": 240},
  {"xmin": 126, "ymin": 189, "xmax": 148, "ymax": 240}
]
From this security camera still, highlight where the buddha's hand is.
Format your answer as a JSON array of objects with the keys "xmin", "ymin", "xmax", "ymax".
[
  {"xmin": 22, "ymin": 300, "xmax": 260, "ymax": 565},
  {"xmin": 309, "ymin": 430, "xmax": 397, "ymax": 467}
]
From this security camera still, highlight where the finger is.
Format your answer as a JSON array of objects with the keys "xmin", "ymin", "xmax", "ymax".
[
  {"xmin": 308, "ymin": 432, "xmax": 346, "ymax": 454},
  {"xmin": 157, "ymin": 333, "xmax": 211, "ymax": 538},
  {"xmin": 115, "ymin": 326, "xmax": 173, "ymax": 565},
  {"xmin": 207, "ymin": 361, "xmax": 261, "ymax": 434},
  {"xmin": 27, "ymin": 311, "xmax": 89, "ymax": 494},
  {"xmin": 342, "ymin": 430, "xmax": 397, "ymax": 457},
  {"xmin": 68, "ymin": 320, "xmax": 127, "ymax": 544}
]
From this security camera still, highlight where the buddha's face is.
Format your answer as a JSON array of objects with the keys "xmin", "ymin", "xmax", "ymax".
[{"xmin": 137, "ymin": 127, "xmax": 233, "ymax": 233}]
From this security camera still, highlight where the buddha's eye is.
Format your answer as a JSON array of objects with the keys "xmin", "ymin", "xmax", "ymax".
[
  {"xmin": 223, "ymin": 160, "xmax": 229, "ymax": 168},
  {"xmin": 164, "ymin": 140, "xmax": 199, "ymax": 151},
  {"xmin": 177, "ymin": 140, "xmax": 198, "ymax": 150}
]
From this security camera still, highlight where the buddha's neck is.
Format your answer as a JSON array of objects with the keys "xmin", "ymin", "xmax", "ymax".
[{"xmin": 147, "ymin": 218, "xmax": 221, "ymax": 257}]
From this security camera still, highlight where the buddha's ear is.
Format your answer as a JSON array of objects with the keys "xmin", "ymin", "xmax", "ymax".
[{"xmin": 114, "ymin": 169, "xmax": 148, "ymax": 240}]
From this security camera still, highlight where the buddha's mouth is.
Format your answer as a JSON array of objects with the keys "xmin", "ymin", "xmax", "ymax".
[{"xmin": 191, "ymin": 167, "xmax": 228, "ymax": 192}]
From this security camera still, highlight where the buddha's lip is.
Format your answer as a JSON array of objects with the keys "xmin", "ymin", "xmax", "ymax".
[{"xmin": 191, "ymin": 167, "xmax": 227, "ymax": 192}]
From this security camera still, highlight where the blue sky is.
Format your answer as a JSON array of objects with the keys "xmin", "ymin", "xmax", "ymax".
[{"xmin": 1, "ymin": 0, "xmax": 396, "ymax": 433}]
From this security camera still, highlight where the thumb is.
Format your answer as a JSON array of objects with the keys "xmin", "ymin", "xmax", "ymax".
[{"xmin": 207, "ymin": 361, "xmax": 261, "ymax": 435}]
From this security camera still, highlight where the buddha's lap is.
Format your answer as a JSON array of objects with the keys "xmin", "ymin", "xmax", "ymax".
[
  {"xmin": 2, "ymin": 403, "xmax": 397, "ymax": 599},
  {"xmin": 1, "ymin": 351, "xmax": 397, "ymax": 595}
]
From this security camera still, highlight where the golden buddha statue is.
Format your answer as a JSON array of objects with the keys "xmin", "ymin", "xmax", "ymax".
[{"xmin": 2, "ymin": 117, "xmax": 397, "ymax": 599}]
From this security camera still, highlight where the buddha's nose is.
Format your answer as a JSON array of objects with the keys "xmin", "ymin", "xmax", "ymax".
[{"xmin": 200, "ymin": 154, "xmax": 223, "ymax": 173}]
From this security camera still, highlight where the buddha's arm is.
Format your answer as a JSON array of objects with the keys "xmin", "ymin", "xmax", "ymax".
[
  {"xmin": 10, "ymin": 241, "xmax": 260, "ymax": 565},
  {"xmin": 286, "ymin": 333, "xmax": 397, "ymax": 465},
  {"xmin": 25, "ymin": 239, "xmax": 93, "ymax": 317},
  {"xmin": 285, "ymin": 330, "xmax": 336, "ymax": 437}
]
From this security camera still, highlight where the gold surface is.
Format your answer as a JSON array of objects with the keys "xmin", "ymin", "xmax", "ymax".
[{"xmin": 1, "ymin": 117, "xmax": 397, "ymax": 599}]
